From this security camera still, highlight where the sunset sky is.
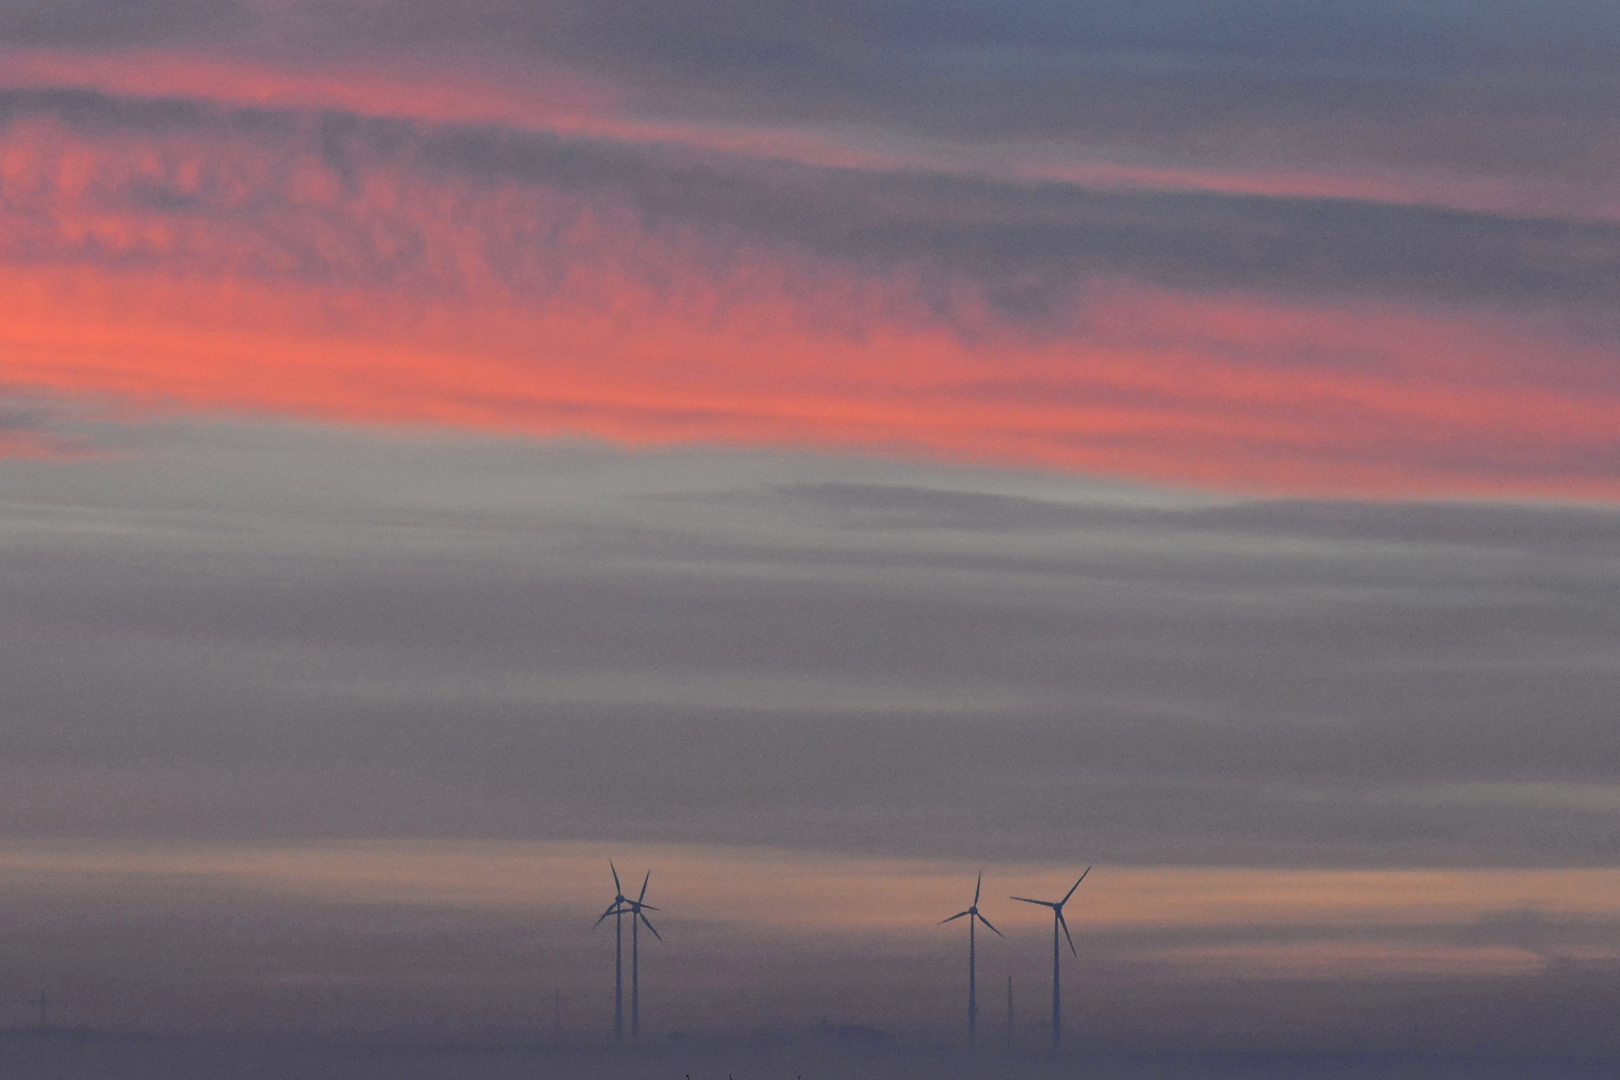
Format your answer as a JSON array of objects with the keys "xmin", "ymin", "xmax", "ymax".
[{"xmin": 1, "ymin": 0, "xmax": 1619, "ymax": 1071}]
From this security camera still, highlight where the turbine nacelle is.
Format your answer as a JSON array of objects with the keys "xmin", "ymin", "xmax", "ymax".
[
  {"xmin": 617, "ymin": 869, "xmax": 663, "ymax": 940},
  {"xmin": 594, "ymin": 860, "xmax": 632, "ymax": 927},
  {"xmin": 938, "ymin": 871, "xmax": 1005, "ymax": 936},
  {"xmin": 1011, "ymin": 866, "xmax": 1090, "ymax": 956}
]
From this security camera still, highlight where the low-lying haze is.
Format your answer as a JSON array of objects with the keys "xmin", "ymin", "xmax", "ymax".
[{"xmin": 0, "ymin": 415, "xmax": 1616, "ymax": 1059}]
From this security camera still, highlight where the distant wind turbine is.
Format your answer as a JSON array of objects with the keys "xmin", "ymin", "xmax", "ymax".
[
  {"xmin": 1011, "ymin": 867, "xmax": 1090, "ymax": 1053},
  {"xmin": 551, "ymin": 987, "xmax": 569, "ymax": 1033},
  {"xmin": 592, "ymin": 862, "xmax": 631, "ymax": 1039},
  {"xmin": 619, "ymin": 871, "xmax": 662, "ymax": 1036},
  {"xmin": 938, "ymin": 872, "xmax": 1002, "ymax": 1045},
  {"xmin": 1006, "ymin": 975, "xmax": 1014, "ymax": 1049}
]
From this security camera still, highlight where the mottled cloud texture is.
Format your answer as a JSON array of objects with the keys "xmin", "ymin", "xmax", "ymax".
[{"xmin": 0, "ymin": 0, "xmax": 1616, "ymax": 494}]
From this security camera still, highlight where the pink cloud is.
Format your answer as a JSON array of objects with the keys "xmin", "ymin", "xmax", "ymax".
[{"xmin": 0, "ymin": 79, "xmax": 1614, "ymax": 499}]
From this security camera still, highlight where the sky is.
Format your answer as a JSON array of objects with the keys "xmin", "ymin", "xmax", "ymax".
[{"xmin": 1, "ymin": 0, "xmax": 1619, "ymax": 1073}]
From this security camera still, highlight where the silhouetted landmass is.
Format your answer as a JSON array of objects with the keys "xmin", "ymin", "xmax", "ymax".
[
  {"xmin": 0, "ymin": 1030, "xmax": 1616, "ymax": 1080},
  {"xmin": 811, "ymin": 1020, "xmax": 889, "ymax": 1049},
  {"xmin": 1, "ymin": 1027, "xmax": 132, "ymax": 1043}
]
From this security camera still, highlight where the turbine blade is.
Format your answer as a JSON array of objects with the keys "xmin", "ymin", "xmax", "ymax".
[
  {"xmin": 1057, "ymin": 910, "xmax": 1076, "ymax": 956},
  {"xmin": 1010, "ymin": 896, "xmax": 1053, "ymax": 907},
  {"xmin": 974, "ymin": 872, "xmax": 982, "ymax": 906},
  {"xmin": 638, "ymin": 904, "xmax": 660, "ymax": 912},
  {"xmin": 1061, "ymin": 866, "xmax": 1091, "ymax": 906},
  {"xmin": 939, "ymin": 911, "xmax": 972, "ymax": 925},
  {"xmin": 610, "ymin": 861, "xmax": 622, "ymax": 894},
  {"xmin": 976, "ymin": 913, "xmax": 1005, "ymax": 938},
  {"xmin": 593, "ymin": 903, "xmax": 622, "ymax": 928},
  {"xmin": 639, "ymin": 912, "xmax": 663, "ymax": 941},
  {"xmin": 638, "ymin": 871, "xmax": 651, "ymax": 904}
]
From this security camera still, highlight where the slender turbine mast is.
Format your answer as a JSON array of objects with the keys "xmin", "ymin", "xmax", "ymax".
[
  {"xmin": 1011, "ymin": 867, "xmax": 1089, "ymax": 1054},
  {"xmin": 1006, "ymin": 975, "xmax": 1014, "ymax": 1049},
  {"xmin": 618, "ymin": 871, "xmax": 662, "ymax": 1036},
  {"xmin": 938, "ymin": 872, "xmax": 1003, "ymax": 1045},
  {"xmin": 551, "ymin": 987, "xmax": 569, "ymax": 1033},
  {"xmin": 592, "ymin": 862, "xmax": 631, "ymax": 1039}
]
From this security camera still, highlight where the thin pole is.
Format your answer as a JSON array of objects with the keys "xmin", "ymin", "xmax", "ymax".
[
  {"xmin": 614, "ymin": 909, "xmax": 624, "ymax": 1040},
  {"xmin": 1007, "ymin": 975, "xmax": 1014, "ymax": 1049},
  {"xmin": 1051, "ymin": 915, "xmax": 1061, "ymax": 1053},
  {"xmin": 968, "ymin": 914, "xmax": 977, "ymax": 1045},
  {"xmin": 631, "ymin": 909, "xmax": 640, "ymax": 1037}
]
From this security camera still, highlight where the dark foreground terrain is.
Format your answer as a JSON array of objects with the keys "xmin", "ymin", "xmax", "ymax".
[{"xmin": 1, "ymin": 1030, "xmax": 1616, "ymax": 1080}]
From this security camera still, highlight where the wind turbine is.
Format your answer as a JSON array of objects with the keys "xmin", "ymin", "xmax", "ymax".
[
  {"xmin": 618, "ymin": 871, "xmax": 662, "ymax": 1036},
  {"xmin": 1011, "ymin": 867, "xmax": 1089, "ymax": 1053},
  {"xmin": 592, "ymin": 862, "xmax": 631, "ymax": 1039},
  {"xmin": 1006, "ymin": 975, "xmax": 1014, "ymax": 1049},
  {"xmin": 551, "ymin": 987, "xmax": 569, "ymax": 1034},
  {"xmin": 939, "ymin": 872, "xmax": 1002, "ymax": 1045}
]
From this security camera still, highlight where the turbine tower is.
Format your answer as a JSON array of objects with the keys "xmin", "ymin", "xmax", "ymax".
[
  {"xmin": 1011, "ymin": 866, "xmax": 1089, "ymax": 1053},
  {"xmin": 618, "ymin": 871, "xmax": 662, "ymax": 1036},
  {"xmin": 551, "ymin": 987, "xmax": 569, "ymax": 1033},
  {"xmin": 938, "ymin": 871, "xmax": 1002, "ymax": 1045},
  {"xmin": 592, "ymin": 862, "xmax": 631, "ymax": 1039},
  {"xmin": 1006, "ymin": 975, "xmax": 1014, "ymax": 1049}
]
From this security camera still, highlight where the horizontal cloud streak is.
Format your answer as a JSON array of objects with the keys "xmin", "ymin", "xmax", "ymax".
[
  {"xmin": 44, "ymin": 0, "xmax": 1606, "ymax": 215},
  {"xmin": 0, "ymin": 0, "xmax": 249, "ymax": 45},
  {"xmin": 0, "ymin": 88, "xmax": 1616, "ymax": 495},
  {"xmin": 1, "ymin": 422, "xmax": 1616, "ymax": 865},
  {"xmin": 6, "ymin": 0, "xmax": 1620, "ymax": 226},
  {"xmin": 5, "ymin": 87, "xmax": 1620, "ymax": 308}
]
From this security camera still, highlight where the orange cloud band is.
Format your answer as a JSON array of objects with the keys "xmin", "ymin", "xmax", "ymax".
[
  {"xmin": 0, "ymin": 101, "xmax": 1616, "ymax": 499},
  {"xmin": 5, "ymin": 261, "xmax": 1615, "ymax": 499},
  {"xmin": 5, "ymin": 841, "xmax": 1619, "ymax": 981}
]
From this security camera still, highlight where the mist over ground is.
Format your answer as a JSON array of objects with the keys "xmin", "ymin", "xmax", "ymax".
[{"xmin": 2, "ymin": 1032, "xmax": 1618, "ymax": 1080}]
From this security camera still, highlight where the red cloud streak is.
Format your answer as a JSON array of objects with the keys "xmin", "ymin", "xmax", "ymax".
[
  {"xmin": 7, "ymin": 47, "xmax": 1620, "ymax": 220},
  {"xmin": 5, "ymin": 260, "xmax": 1615, "ymax": 499},
  {"xmin": 0, "ymin": 76, "xmax": 1615, "ymax": 499}
]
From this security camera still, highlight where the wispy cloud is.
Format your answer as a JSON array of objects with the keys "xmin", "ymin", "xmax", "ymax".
[
  {"xmin": 7, "ymin": 0, "xmax": 1609, "ymax": 211},
  {"xmin": 0, "ymin": 0, "xmax": 250, "ymax": 46},
  {"xmin": 0, "ymin": 389, "xmax": 96, "ymax": 456}
]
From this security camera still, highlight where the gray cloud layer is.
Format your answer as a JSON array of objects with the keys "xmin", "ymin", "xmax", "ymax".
[
  {"xmin": 528, "ymin": 0, "xmax": 1620, "ymax": 180},
  {"xmin": 7, "ymin": 0, "xmax": 1615, "ymax": 196},
  {"xmin": 1, "ymin": 417, "xmax": 1616, "ymax": 866},
  {"xmin": 6, "ymin": 88, "xmax": 1620, "ymax": 322},
  {"xmin": 0, "ymin": 0, "xmax": 247, "ymax": 44}
]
